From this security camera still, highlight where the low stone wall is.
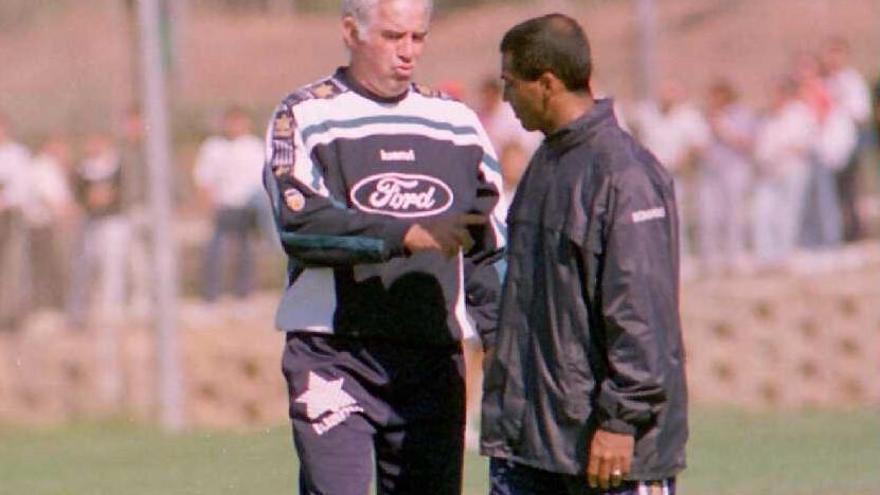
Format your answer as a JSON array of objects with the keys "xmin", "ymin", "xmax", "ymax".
[
  {"xmin": 0, "ymin": 298, "xmax": 289, "ymax": 428},
  {"xmin": 683, "ymin": 267, "xmax": 880, "ymax": 409},
  {"xmin": 2, "ymin": 252, "xmax": 879, "ymax": 427}
]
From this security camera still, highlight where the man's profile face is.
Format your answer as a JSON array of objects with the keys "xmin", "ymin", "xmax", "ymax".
[
  {"xmin": 501, "ymin": 52, "xmax": 543, "ymax": 133},
  {"xmin": 345, "ymin": 0, "xmax": 429, "ymax": 97}
]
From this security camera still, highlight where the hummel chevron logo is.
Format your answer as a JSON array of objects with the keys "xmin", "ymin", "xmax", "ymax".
[
  {"xmin": 631, "ymin": 207, "xmax": 666, "ymax": 223},
  {"xmin": 295, "ymin": 372, "xmax": 364, "ymax": 435},
  {"xmin": 380, "ymin": 149, "xmax": 416, "ymax": 162}
]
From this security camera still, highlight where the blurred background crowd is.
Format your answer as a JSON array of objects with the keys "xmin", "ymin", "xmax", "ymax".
[{"xmin": 1, "ymin": 0, "xmax": 878, "ymax": 334}]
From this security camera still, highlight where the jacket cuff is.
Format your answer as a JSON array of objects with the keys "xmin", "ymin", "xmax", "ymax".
[
  {"xmin": 382, "ymin": 221, "xmax": 413, "ymax": 258},
  {"xmin": 598, "ymin": 417, "xmax": 637, "ymax": 436}
]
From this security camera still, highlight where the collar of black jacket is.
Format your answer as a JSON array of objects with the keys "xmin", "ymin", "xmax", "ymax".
[{"xmin": 545, "ymin": 98, "xmax": 616, "ymax": 155}]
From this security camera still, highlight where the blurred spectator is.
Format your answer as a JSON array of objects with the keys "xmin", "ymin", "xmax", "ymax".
[
  {"xmin": 437, "ymin": 79, "xmax": 465, "ymax": 101},
  {"xmin": 0, "ymin": 113, "xmax": 31, "ymax": 330},
  {"xmin": 794, "ymin": 53, "xmax": 847, "ymax": 248},
  {"xmin": 633, "ymin": 79, "xmax": 710, "ymax": 259},
  {"xmin": 697, "ymin": 79, "xmax": 755, "ymax": 274},
  {"xmin": 752, "ymin": 77, "xmax": 817, "ymax": 268},
  {"xmin": 874, "ymin": 77, "xmax": 880, "ymax": 147},
  {"xmin": 22, "ymin": 135, "xmax": 76, "ymax": 312},
  {"xmin": 68, "ymin": 133, "xmax": 129, "ymax": 324},
  {"xmin": 476, "ymin": 76, "xmax": 540, "ymax": 204},
  {"xmin": 119, "ymin": 108, "xmax": 153, "ymax": 316},
  {"xmin": 193, "ymin": 106, "xmax": 264, "ymax": 302},
  {"xmin": 821, "ymin": 37, "xmax": 872, "ymax": 241}
]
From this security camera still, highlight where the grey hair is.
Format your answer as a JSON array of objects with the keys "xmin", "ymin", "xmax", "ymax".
[{"xmin": 341, "ymin": 0, "xmax": 433, "ymax": 38}]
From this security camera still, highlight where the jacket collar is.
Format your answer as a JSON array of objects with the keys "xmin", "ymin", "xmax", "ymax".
[{"xmin": 545, "ymin": 98, "xmax": 616, "ymax": 155}]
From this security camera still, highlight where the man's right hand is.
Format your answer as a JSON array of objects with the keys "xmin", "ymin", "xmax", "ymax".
[{"xmin": 404, "ymin": 213, "xmax": 487, "ymax": 258}]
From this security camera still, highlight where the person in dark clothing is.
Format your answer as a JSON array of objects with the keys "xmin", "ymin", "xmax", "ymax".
[{"xmin": 480, "ymin": 14, "xmax": 688, "ymax": 495}]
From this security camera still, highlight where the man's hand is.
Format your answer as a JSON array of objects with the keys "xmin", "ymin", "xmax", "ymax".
[
  {"xmin": 587, "ymin": 429, "xmax": 635, "ymax": 490},
  {"xmin": 403, "ymin": 213, "xmax": 487, "ymax": 258}
]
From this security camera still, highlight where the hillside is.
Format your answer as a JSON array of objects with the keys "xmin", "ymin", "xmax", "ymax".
[{"xmin": 1, "ymin": 0, "xmax": 878, "ymax": 138}]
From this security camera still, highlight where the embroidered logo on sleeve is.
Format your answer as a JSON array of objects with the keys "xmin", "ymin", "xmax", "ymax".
[
  {"xmin": 273, "ymin": 163, "xmax": 291, "ymax": 178},
  {"xmin": 295, "ymin": 372, "xmax": 364, "ymax": 435},
  {"xmin": 631, "ymin": 207, "xmax": 666, "ymax": 223},
  {"xmin": 283, "ymin": 189, "xmax": 306, "ymax": 212}
]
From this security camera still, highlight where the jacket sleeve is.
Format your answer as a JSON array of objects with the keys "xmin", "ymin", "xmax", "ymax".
[
  {"xmin": 263, "ymin": 101, "xmax": 411, "ymax": 267},
  {"xmin": 593, "ymin": 164, "xmax": 679, "ymax": 436},
  {"xmin": 464, "ymin": 126, "xmax": 508, "ymax": 350}
]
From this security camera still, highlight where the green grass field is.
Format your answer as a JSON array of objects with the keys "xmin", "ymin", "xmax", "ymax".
[{"xmin": 1, "ymin": 408, "xmax": 878, "ymax": 495}]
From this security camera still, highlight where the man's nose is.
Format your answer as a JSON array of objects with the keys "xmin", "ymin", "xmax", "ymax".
[{"xmin": 398, "ymin": 36, "xmax": 414, "ymax": 60}]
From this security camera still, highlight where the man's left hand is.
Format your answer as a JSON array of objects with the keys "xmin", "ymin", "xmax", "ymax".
[{"xmin": 586, "ymin": 429, "xmax": 634, "ymax": 490}]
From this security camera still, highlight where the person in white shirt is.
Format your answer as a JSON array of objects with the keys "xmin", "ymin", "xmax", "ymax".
[
  {"xmin": 633, "ymin": 80, "xmax": 710, "ymax": 259},
  {"xmin": 193, "ymin": 106, "xmax": 266, "ymax": 302},
  {"xmin": 23, "ymin": 135, "xmax": 76, "ymax": 311},
  {"xmin": 68, "ymin": 133, "xmax": 130, "ymax": 324},
  {"xmin": 0, "ymin": 113, "xmax": 31, "ymax": 330},
  {"xmin": 117, "ymin": 108, "xmax": 154, "ymax": 316},
  {"xmin": 794, "ymin": 52, "xmax": 851, "ymax": 249},
  {"xmin": 821, "ymin": 37, "xmax": 872, "ymax": 241},
  {"xmin": 752, "ymin": 77, "xmax": 818, "ymax": 267},
  {"xmin": 697, "ymin": 79, "xmax": 755, "ymax": 274}
]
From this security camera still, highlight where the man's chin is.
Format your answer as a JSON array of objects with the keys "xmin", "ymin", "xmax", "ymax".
[
  {"xmin": 517, "ymin": 117, "xmax": 536, "ymax": 132},
  {"xmin": 392, "ymin": 74, "xmax": 413, "ymax": 84}
]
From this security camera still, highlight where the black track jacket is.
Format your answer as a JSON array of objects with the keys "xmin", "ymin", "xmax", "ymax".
[{"xmin": 480, "ymin": 99, "xmax": 688, "ymax": 480}]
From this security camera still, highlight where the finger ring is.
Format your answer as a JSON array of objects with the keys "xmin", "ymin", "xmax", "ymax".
[{"xmin": 611, "ymin": 469, "xmax": 622, "ymax": 477}]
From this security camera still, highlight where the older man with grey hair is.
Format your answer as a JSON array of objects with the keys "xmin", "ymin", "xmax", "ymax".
[{"xmin": 263, "ymin": 1, "xmax": 506, "ymax": 494}]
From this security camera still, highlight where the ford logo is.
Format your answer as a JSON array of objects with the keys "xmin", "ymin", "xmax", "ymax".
[{"xmin": 350, "ymin": 173, "xmax": 454, "ymax": 218}]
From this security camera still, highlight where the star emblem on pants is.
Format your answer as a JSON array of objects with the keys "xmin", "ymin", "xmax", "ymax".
[{"xmin": 295, "ymin": 371, "xmax": 359, "ymax": 421}]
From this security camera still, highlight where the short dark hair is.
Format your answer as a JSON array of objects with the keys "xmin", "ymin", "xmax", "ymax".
[{"xmin": 500, "ymin": 13, "xmax": 592, "ymax": 92}]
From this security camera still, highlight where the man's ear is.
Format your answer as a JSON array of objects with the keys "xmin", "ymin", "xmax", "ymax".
[
  {"xmin": 538, "ymin": 72, "xmax": 562, "ymax": 95},
  {"xmin": 342, "ymin": 16, "xmax": 360, "ymax": 50}
]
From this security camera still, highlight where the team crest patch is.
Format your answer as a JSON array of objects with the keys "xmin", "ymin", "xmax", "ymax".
[
  {"xmin": 284, "ymin": 188, "xmax": 306, "ymax": 212},
  {"xmin": 295, "ymin": 372, "xmax": 364, "ymax": 435},
  {"xmin": 273, "ymin": 113, "xmax": 294, "ymax": 139}
]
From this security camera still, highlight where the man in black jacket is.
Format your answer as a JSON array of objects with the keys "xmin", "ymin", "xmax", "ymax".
[{"xmin": 480, "ymin": 14, "xmax": 688, "ymax": 495}]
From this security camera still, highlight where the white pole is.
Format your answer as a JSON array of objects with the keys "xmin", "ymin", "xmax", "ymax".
[
  {"xmin": 136, "ymin": 0, "xmax": 184, "ymax": 431},
  {"xmin": 635, "ymin": 0, "xmax": 658, "ymax": 101},
  {"xmin": 167, "ymin": 0, "xmax": 190, "ymax": 91}
]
